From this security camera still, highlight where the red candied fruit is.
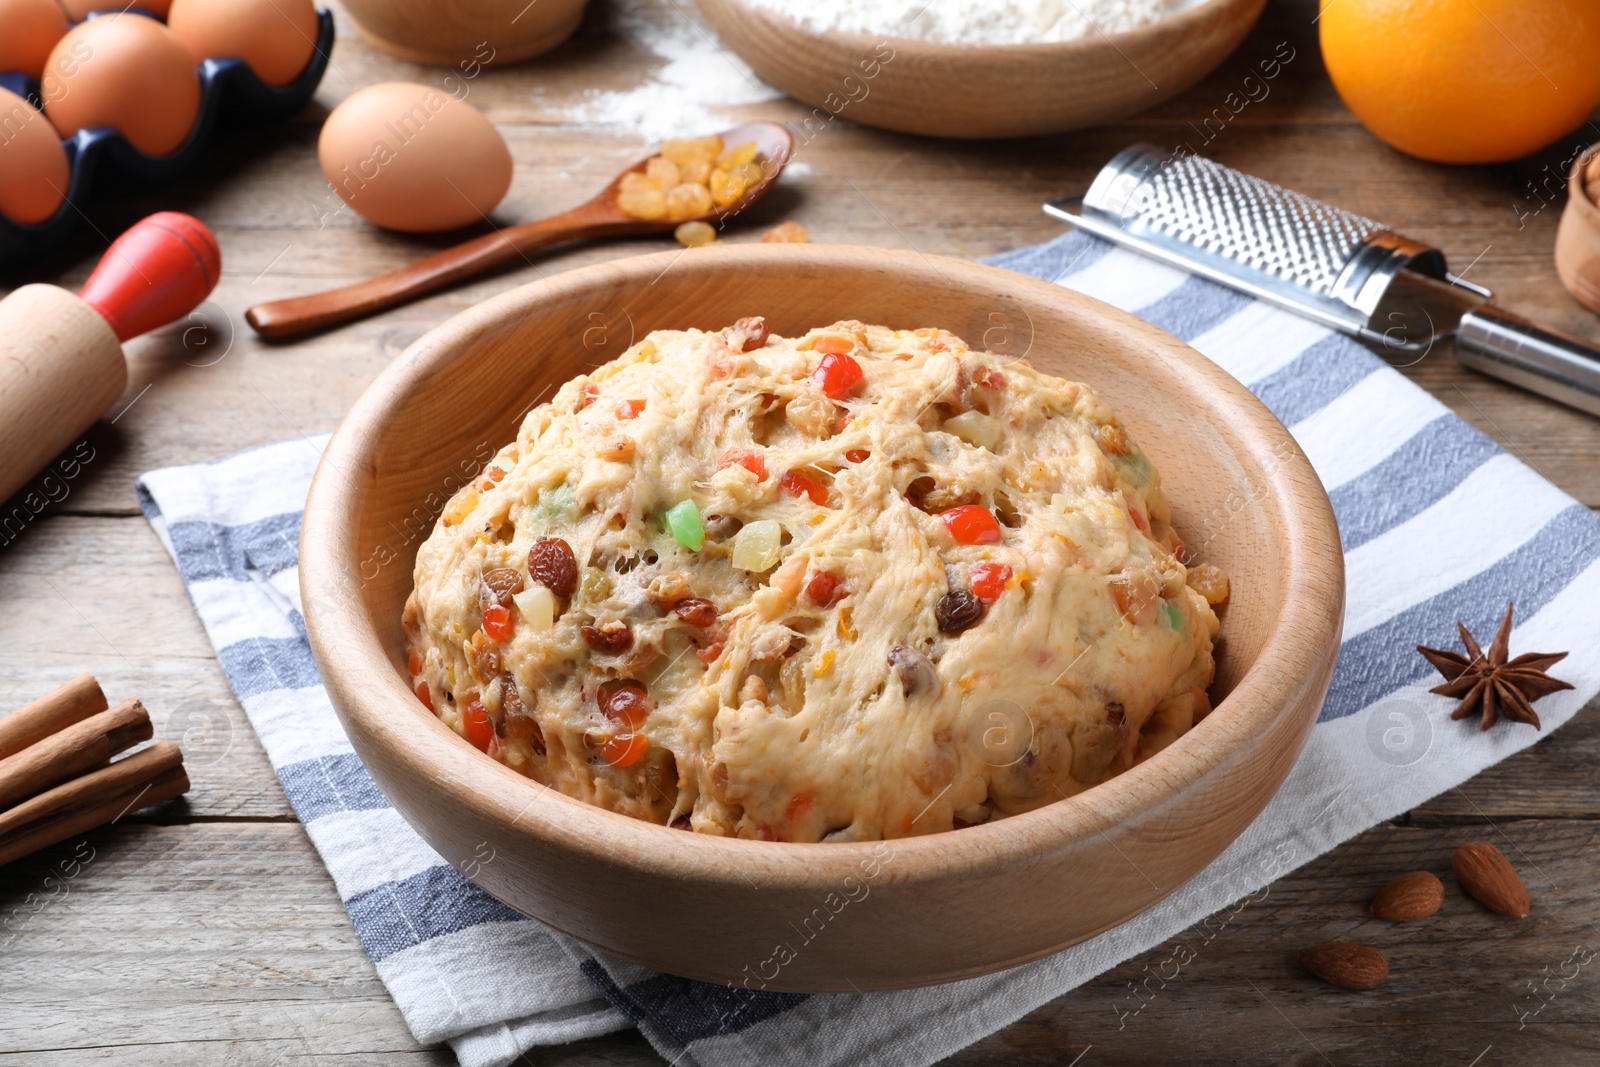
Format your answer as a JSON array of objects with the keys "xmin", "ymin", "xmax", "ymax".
[
  {"xmin": 939, "ymin": 504, "xmax": 1001, "ymax": 545},
  {"xmin": 786, "ymin": 791, "xmax": 815, "ymax": 823},
  {"xmin": 598, "ymin": 679, "xmax": 652, "ymax": 729},
  {"xmin": 617, "ymin": 399, "xmax": 646, "ymax": 419},
  {"xmin": 482, "ymin": 603, "xmax": 514, "ymax": 642},
  {"xmin": 813, "ymin": 352, "xmax": 863, "ymax": 399},
  {"xmin": 717, "ymin": 449, "xmax": 766, "ymax": 480},
  {"xmin": 1130, "ymin": 507, "xmax": 1150, "ymax": 533},
  {"xmin": 407, "ymin": 646, "xmax": 423, "ymax": 677},
  {"xmin": 780, "ymin": 469, "xmax": 828, "ymax": 505},
  {"xmin": 844, "ymin": 449, "xmax": 869, "ymax": 464},
  {"xmin": 415, "ymin": 681, "xmax": 434, "ymax": 712},
  {"xmin": 603, "ymin": 732, "xmax": 647, "ymax": 767},
  {"xmin": 806, "ymin": 571, "xmax": 844, "ymax": 606},
  {"xmin": 580, "ymin": 383, "xmax": 599, "ymax": 408},
  {"xmin": 463, "ymin": 700, "xmax": 495, "ymax": 752},
  {"xmin": 969, "ymin": 562, "xmax": 1012, "ymax": 604}
]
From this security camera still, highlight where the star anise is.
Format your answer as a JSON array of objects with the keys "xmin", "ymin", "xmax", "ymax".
[{"xmin": 1415, "ymin": 602, "xmax": 1572, "ymax": 732}]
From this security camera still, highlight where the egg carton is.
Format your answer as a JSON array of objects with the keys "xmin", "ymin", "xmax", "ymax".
[{"xmin": 0, "ymin": 7, "xmax": 334, "ymax": 270}]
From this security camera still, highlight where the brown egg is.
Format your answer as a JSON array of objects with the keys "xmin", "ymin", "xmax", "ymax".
[
  {"xmin": 41, "ymin": 14, "xmax": 201, "ymax": 157},
  {"xmin": 0, "ymin": 87, "xmax": 70, "ymax": 225},
  {"xmin": 0, "ymin": 0, "xmax": 70, "ymax": 80},
  {"xmin": 318, "ymin": 83, "xmax": 513, "ymax": 233},
  {"xmin": 167, "ymin": 0, "xmax": 319, "ymax": 88},
  {"xmin": 60, "ymin": 0, "xmax": 173, "ymax": 16}
]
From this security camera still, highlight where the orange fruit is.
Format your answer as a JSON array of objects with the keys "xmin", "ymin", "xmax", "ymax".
[{"xmin": 1319, "ymin": 0, "xmax": 1600, "ymax": 163}]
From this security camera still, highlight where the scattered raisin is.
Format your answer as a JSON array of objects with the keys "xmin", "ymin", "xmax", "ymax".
[
  {"xmin": 503, "ymin": 682, "xmax": 546, "ymax": 755},
  {"xmin": 1106, "ymin": 702, "xmax": 1125, "ymax": 727},
  {"xmin": 673, "ymin": 597, "xmax": 718, "ymax": 628},
  {"xmin": 935, "ymin": 590, "xmax": 983, "ymax": 633},
  {"xmin": 1098, "ymin": 423, "xmax": 1130, "ymax": 456},
  {"xmin": 888, "ymin": 645, "xmax": 938, "ymax": 696},
  {"xmin": 581, "ymin": 622, "xmax": 634, "ymax": 654},
  {"xmin": 598, "ymin": 679, "xmax": 652, "ymax": 728},
  {"xmin": 482, "ymin": 567, "xmax": 525, "ymax": 606},
  {"xmin": 671, "ymin": 813, "xmax": 693, "ymax": 830},
  {"xmin": 724, "ymin": 316, "xmax": 770, "ymax": 352},
  {"xmin": 529, "ymin": 537, "xmax": 578, "ymax": 599}
]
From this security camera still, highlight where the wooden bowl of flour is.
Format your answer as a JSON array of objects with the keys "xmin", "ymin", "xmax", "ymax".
[{"xmin": 697, "ymin": 0, "xmax": 1265, "ymax": 138}]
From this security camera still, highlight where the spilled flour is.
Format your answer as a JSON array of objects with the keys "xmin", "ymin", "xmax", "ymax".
[{"xmin": 563, "ymin": 1, "xmax": 782, "ymax": 142}]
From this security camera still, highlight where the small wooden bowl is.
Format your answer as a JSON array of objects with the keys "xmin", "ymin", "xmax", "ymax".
[
  {"xmin": 300, "ymin": 245, "xmax": 1343, "ymax": 990},
  {"xmin": 341, "ymin": 0, "xmax": 588, "ymax": 66},
  {"xmin": 1555, "ymin": 149, "xmax": 1600, "ymax": 315},
  {"xmin": 697, "ymin": 0, "xmax": 1266, "ymax": 139}
]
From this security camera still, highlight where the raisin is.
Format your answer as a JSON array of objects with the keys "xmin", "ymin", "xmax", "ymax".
[
  {"xmin": 725, "ymin": 316, "xmax": 770, "ymax": 352},
  {"xmin": 581, "ymin": 622, "xmax": 634, "ymax": 654},
  {"xmin": 482, "ymin": 566, "xmax": 525, "ymax": 606},
  {"xmin": 673, "ymin": 597, "xmax": 718, "ymax": 628},
  {"xmin": 529, "ymin": 536, "xmax": 578, "ymax": 599},
  {"xmin": 671, "ymin": 813, "xmax": 693, "ymax": 830},
  {"xmin": 503, "ymin": 683, "xmax": 546, "ymax": 756},
  {"xmin": 888, "ymin": 645, "xmax": 937, "ymax": 696},
  {"xmin": 1106, "ymin": 702, "xmax": 1125, "ymax": 727},
  {"xmin": 935, "ymin": 590, "xmax": 983, "ymax": 633},
  {"xmin": 598, "ymin": 679, "xmax": 651, "ymax": 728}
]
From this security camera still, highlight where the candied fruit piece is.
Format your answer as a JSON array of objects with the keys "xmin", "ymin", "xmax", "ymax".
[{"xmin": 731, "ymin": 519, "xmax": 782, "ymax": 572}]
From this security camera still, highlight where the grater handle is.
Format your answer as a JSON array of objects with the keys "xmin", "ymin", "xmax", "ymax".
[{"xmin": 1456, "ymin": 306, "xmax": 1600, "ymax": 417}]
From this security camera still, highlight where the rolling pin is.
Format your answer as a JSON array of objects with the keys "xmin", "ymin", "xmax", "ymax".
[{"xmin": 0, "ymin": 213, "xmax": 222, "ymax": 505}]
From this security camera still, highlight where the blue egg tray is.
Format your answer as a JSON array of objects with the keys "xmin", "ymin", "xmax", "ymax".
[{"xmin": 0, "ymin": 7, "xmax": 334, "ymax": 270}]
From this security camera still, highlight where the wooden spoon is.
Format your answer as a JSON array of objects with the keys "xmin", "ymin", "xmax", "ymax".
[{"xmin": 245, "ymin": 122, "xmax": 795, "ymax": 341}]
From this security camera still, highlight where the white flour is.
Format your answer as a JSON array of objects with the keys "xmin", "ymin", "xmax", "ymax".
[
  {"xmin": 745, "ymin": 0, "xmax": 1195, "ymax": 44},
  {"xmin": 562, "ymin": 1, "xmax": 782, "ymax": 142}
]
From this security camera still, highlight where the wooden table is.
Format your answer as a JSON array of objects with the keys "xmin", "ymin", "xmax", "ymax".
[{"xmin": 3, "ymin": 1, "xmax": 1598, "ymax": 1063}]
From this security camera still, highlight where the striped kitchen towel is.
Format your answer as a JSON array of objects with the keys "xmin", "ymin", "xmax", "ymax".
[{"xmin": 137, "ymin": 229, "xmax": 1600, "ymax": 1067}]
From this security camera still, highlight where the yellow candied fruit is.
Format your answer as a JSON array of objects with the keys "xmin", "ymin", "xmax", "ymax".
[
  {"xmin": 708, "ymin": 168, "xmax": 747, "ymax": 207},
  {"xmin": 619, "ymin": 172, "xmax": 662, "ymax": 196},
  {"xmin": 442, "ymin": 489, "xmax": 478, "ymax": 526},
  {"xmin": 761, "ymin": 220, "xmax": 810, "ymax": 244},
  {"xmin": 645, "ymin": 155, "xmax": 681, "ymax": 186},
  {"xmin": 715, "ymin": 140, "xmax": 759, "ymax": 170},
  {"xmin": 813, "ymin": 649, "xmax": 836, "ymax": 678},
  {"xmin": 665, "ymin": 182, "xmax": 714, "ymax": 220},
  {"xmin": 674, "ymin": 221, "xmax": 717, "ymax": 248},
  {"xmin": 661, "ymin": 135, "xmax": 724, "ymax": 166},
  {"xmin": 618, "ymin": 188, "xmax": 668, "ymax": 220}
]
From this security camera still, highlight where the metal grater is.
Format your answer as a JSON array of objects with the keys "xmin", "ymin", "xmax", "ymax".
[{"xmin": 1046, "ymin": 144, "xmax": 1600, "ymax": 418}]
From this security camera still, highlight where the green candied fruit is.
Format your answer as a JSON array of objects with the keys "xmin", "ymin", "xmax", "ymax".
[
  {"xmin": 1119, "ymin": 451, "xmax": 1153, "ymax": 487},
  {"xmin": 529, "ymin": 481, "xmax": 576, "ymax": 527},
  {"xmin": 663, "ymin": 500, "xmax": 704, "ymax": 551},
  {"xmin": 1159, "ymin": 600, "xmax": 1184, "ymax": 631}
]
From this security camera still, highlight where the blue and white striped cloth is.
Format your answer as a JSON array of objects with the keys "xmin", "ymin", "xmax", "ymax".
[{"xmin": 137, "ymin": 231, "xmax": 1600, "ymax": 1067}]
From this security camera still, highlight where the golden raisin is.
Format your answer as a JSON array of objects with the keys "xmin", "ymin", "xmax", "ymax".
[
  {"xmin": 661, "ymin": 136, "xmax": 723, "ymax": 166},
  {"xmin": 674, "ymin": 221, "xmax": 717, "ymax": 248},
  {"xmin": 1186, "ymin": 563, "xmax": 1230, "ymax": 605},
  {"xmin": 665, "ymin": 182, "xmax": 714, "ymax": 220},
  {"xmin": 708, "ymin": 168, "xmax": 747, "ymax": 207},
  {"xmin": 1097, "ymin": 423, "xmax": 1130, "ymax": 456},
  {"xmin": 617, "ymin": 189, "xmax": 667, "ymax": 220},
  {"xmin": 619, "ymin": 172, "xmax": 662, "ymax": 196},
  {"xmin": 761, "ymin": 221, "xmax": 810, "ymax": 244},
  {"xmin": 644, "ymin": 156, "xmax": 680, "ymax": 186},
  {"xmin": 732, "ymin": 161, "xmax": 765, "ymax": 191},
  {"xmin": 673, "ymin": 597, "xmax": 718, "ymax": 628},
  {"xmin": 678, "ymin": 157, "xmax": 712, "ymax": 185},
  {"xmin": 715, "ymin": 140, "xmax": 759, "ymax": 170},
  {"xmin": 597, "ymin": 435, "xmax": 636, "ymax": 462}
]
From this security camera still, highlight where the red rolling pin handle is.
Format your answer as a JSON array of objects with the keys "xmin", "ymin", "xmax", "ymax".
[{"xmin": 78, "ymin": 213, "xmax": 223, "ymax": 343}]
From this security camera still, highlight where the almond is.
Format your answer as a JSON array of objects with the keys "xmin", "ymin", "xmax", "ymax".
[
  {"xmin": 1298, "ymin": 943, "xmax": 1389, "ymax": 990},
  {"xmin": 1370, "ymin": 870, "xmax": 1445, "ymax": 921},
  {"xmin": 1453, "ymin": 841, "xmax": 1530, "ymax": 918}
]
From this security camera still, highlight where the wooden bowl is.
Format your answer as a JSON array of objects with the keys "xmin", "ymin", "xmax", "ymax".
[
  {"xmin": 340, "ymin": 0, "xmax": 588, "ymax": 66},
  {"xmin": 696, "ymin": 0, "xmax": 1266, "ymax": 139},
  {"xmin": 1555, "ymin": 148, "xmax": 1600, "ymax": 314},
  {"xmin": 300, "ymin": 245, "xmax": 1343, "ymax": 991}
]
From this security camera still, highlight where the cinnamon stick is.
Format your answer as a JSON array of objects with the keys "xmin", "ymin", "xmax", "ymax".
[
  {"xmin": 0, "ymin": 674, "xmax": 108, "ymax": 761},
  {"xmin": 0, "ymin": 751, "xmax": 190, "ymax": 868},
  {"xmin": 0, "ymin": 699, "xmax": 150, "ymax": 809},
  {"xmin": 0, "ymin": 740, "xmax": 183, "ymax": 842}
]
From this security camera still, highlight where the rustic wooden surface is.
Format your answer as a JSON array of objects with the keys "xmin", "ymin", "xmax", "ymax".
[{"xmin": 2, "ymin": 0, "xmax": 1598, "ymax": 1062}]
